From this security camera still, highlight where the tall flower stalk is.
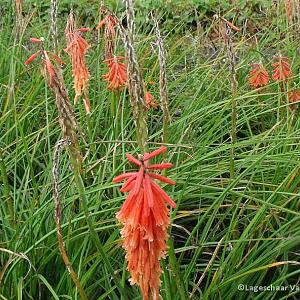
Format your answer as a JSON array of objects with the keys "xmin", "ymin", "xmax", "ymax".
[
  {"xmin": 110, "ymin": 1, "xmax": 182, "ymax": 298},
  {"xmin": 52, "ymin": 139, "xmax": 88, "ymax": 300},
  {"xmin": 51, "ymin": 0, "xmax": 59, "ymax": 54},
  {"xmin": 97, "ymin": 5, "xmax": 129, "ymax": 200},
  {"xmin": 122, "ymin": 0, "xmax": 148, "ymax": 153},
  {"xmin": 152, "ymin": 15, "xmax": 170, "ymax": 145},
  {"xmin": 15, "ymin": 0, "xmax": 24, "ymax": 40},
  {"xmin": 0, "ymin": 149, "xmax": 14, "ymax": 227},
  {"xmin": 223, "ymin": 23, "xmax": 238, "ymax": 185},
  {"xmin": 221, "ymin": 17, "xmax": 240, "ymax": 241}
]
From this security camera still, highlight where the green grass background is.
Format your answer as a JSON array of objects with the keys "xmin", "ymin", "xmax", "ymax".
[{"xmin": 1, "ymin": 0, "xmax": 300, "ymax": 299}]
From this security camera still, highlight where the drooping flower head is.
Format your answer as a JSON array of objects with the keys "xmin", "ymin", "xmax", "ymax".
[
  {"xmin": 272, "ymin": 56, "xmax": 292, "ymax": 81},
  {"xmin": 103, "ymin": 56, "xmax": 128, "ymax": 90},
  {"xmin": 96, "ymin": 12, "xmax": 119, "ymax": 60},
  {"xmin": 65, "ymin": 12, "xmax": 91, "ymax": 114},
  {"xmin": 248, "ymin": 63, "xmax": 270, "ymax": 88},
  {"xmin": 24, "ymin": 38, "xmax": 65, "ymax": 87},
  {"xmin": 113, "ymin": 146, "xmax": 176, "ymax": 300},
  {"xmin": 288, "ymin": 89, "xmax": 300, "ymax": 111}
]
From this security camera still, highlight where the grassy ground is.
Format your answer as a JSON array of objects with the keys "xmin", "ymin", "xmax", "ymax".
[{"xmin": 1, "ymin": 1, "xmax": 300, "ymax": 299}]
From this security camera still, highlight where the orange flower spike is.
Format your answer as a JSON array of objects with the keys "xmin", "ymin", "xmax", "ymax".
[
  {"xmin": 103, "ymin": 56, "xmax": 128, "ymax": 90},
  {"xmin": 113, "ymin": 147, "xmax": 176, "ymax": 300},
  {"xmin": 272, "ymin": 56, "xmax": 292, "ymax": 81},
  {"xmin": 65, "ymin": 16, "xmax": 91, "ymax": 114},
  {"xmin": 248, "ymin": 63, "xmax": 270, "ymax": 88},
  {"xmin": 145, "ymin": 92, "xmax": 159, "ymax": 109}
]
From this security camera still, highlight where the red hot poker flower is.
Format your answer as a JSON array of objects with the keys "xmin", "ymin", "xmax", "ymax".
[
  {"xmin": 103, "ymin": 56, "xmax": 128, "ymax": 90},
  {"xmin": 145, "ymin": 92, "xmax": 158, "ymax": 110},
  {"xmin": 272, "ymin": 56, "xmax": 292, "ymax": 81},
  {"xmin": 65, "ymin": 16, "xmax": 91, "ymax": 114},
  {"xmin": 288, "ymin": 89, "xmax": 300, "ymax": 111},
  {"xmin": 248, "ymin": 63, "xmax": 269, "ymax": 88},
  {"xmin": 113, "ymin": 146, "xmax": 176, "ymax": 300}
]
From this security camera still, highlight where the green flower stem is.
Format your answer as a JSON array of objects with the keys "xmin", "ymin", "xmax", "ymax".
[
  {"xmin": 68, "ymin": 150, "xmax": 128, "ymax": 299},
  {"xmin": 230, "ymin": 94, "xmax": 237, "ymax": 183},
  {"xmin": 168, "ymin": 237, "xmax": 188, "ymax": 300},
  {"xmin": 0, "ymin": 149, "xmax": 15, "ymax": 227}
]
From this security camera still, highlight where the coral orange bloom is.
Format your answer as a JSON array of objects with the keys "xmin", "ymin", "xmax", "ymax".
[
  {"xmin": 272, "ymin": 56, "xmax": 292, "ymax": 81},
  {"xmin": 65, "ymin": 15, "xmax": 91, "ymax": 114},
  {"xmin": 113, "ymin": 146, "xmax": 176, "ymax": 300},
  {"xmin": 103, "ymin": 56, "xmax": 128, "ymax": 90},
  {"xmin": 288, "ymin": 89, "xmax": 300, "ymax": 111},
  {"xmin": 248, "ymin": 63, "xmax": 269, "ymax": 88},
  {"xmin": 145, "ymin": 92, "xmax": 158, "ymax": 109}
]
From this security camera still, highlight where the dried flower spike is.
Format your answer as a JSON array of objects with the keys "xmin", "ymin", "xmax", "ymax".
[
  {"xmin": 249, "ymin": 63, "xmax": 270, "ymax": 88},
  {"xmin": 103, "ymin": 56, "xmax": 128, "ymax": 90},
  {"xmin": 65, "ymin": 12, "xmax": 91, "ymax": 114},
  {"xmin": 24, "ymin": 39, "xmax": 81, "ymax": 166},
  {"xmin": 272, "ymin": 56, "xmax": 292, "ymax": 81},
  {"xmin": 113, "ymin": 146, "xmax": 176, "ymax": 300},
  {"xmin": 96, "ymin": 13, "xmax": 119, "ymax": 60}
]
